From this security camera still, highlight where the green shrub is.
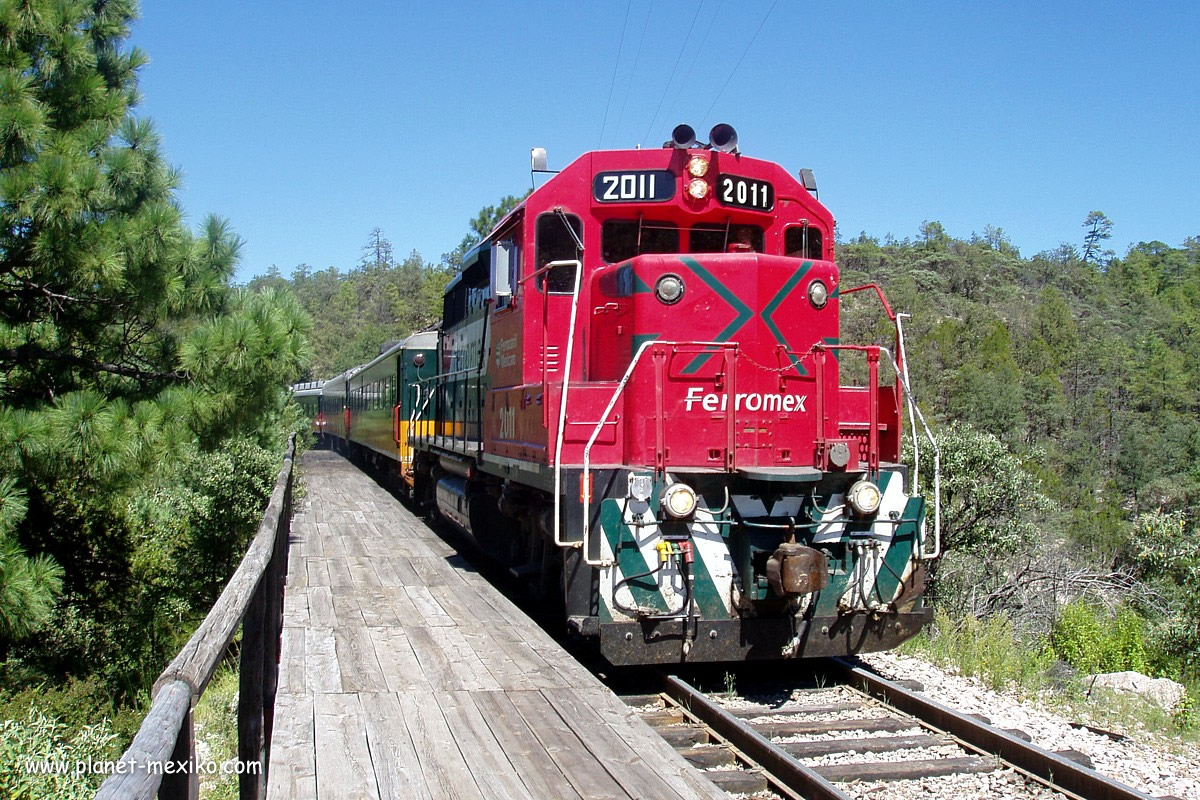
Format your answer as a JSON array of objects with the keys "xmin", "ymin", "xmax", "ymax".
[
  {"xmin": 906, "ymin": 609, "xmax": 1054, "ymax": 691},
  {"xmin": 1050, "ymin": 600, "xmax": 1148, "ymax": 674},
  {"xmin": 0, "ymin": 708, "xmax": 116, "ymax": 800}
]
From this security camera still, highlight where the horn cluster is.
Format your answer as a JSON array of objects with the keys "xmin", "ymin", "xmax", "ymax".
[{"xmin": 663, "ymin": 123, "xmax": 740, "ymax": 153}]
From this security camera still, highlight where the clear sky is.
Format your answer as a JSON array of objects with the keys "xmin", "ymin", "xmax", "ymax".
[{"xmin": 131, "ymin": 1, "xmax": 1199, "ymax": 284}]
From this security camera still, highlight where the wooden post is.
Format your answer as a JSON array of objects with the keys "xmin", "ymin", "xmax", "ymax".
[
  {"xmin": 239, "ymin": 576, "xmax": 266, "ymax": 800},
  {"xmin": 159, "ymin": 700, "xmax": 198, "ymax": 800}
]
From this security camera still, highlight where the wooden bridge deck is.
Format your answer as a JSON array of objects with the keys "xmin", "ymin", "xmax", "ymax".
[{"xmin": 267, "ymin": 449, "xmax": 725, "ymax": 799}]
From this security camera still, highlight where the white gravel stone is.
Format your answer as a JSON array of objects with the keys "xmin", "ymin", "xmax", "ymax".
[{"xmin": 860, "ymin": 651, "xmax": 1200, "ymax": 800}]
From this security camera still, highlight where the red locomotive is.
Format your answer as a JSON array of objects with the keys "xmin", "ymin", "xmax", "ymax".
[{"xmin": 311, "ymin": 124, "xmax": 940, "ymax": 664}]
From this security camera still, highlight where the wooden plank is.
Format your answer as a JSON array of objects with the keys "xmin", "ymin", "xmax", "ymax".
[
  {"xmin": 304, "ymin": 627, "xmax": 341, "ymax": 693},
  {"xmin": 395, "ymin": 690, "xmax": 486, "ymax": 799},
  {"xmin": 358, "ymin": 692, "xmax": 430, "ymax": 799},
  {"xmin": 374, "ymin": 556, "xmax": 420, "ymax": 586},
  {"xmin": 307, "ymin": 586, "xmax": 337, "ymax": 628},
  {"xmin": 471, "ymin": 692, "xmax": 583, "ymax": 800},
  {"xmin": 750, "ymin": 715, "xmax": 914, "ymax": 737},
  {"xmin": 278, "ymin": 626, "xmax": 306, "ymax": 694},
  {"xmin": 403, "ymin": 625, "xmax": 460, "ymax": 692},
  {"xmin": 314, "ymin": 693, "xmax": 380, "ymax": 799},
  {"xmin": 327, "ymin": 558, "xmax": 356, "ymax": 590},
  {"xmin": 306, "ymin": 558, "xmax": 331, "ymax": 588},
  {"xmin": 265, "ymin": 693, "xmax": 316, "ymax": 800},
  {"xmin": 425, "ymin": 626, "xmax": 502, "ymax": 691},
  {"xmin": 403, "ymin": 585, "xmax": 455, "ymax": 626},
  {"xmin": 343, "ymin": 533, "xmax": 370, "ymax": 556},
  {"xmin": 357, "ymin": 589, "xmax": 403, "ymax": 628},
  {"xmin": 542, "ymin": 688, "xmax": 690, "ymax": 800},
  {"xmin": 814, "ymin": 755, "xmax": 995, "ymax": 782},
  {"xmin": 580, "ymin": 687, "xmax": 732, "ymax": 800},
  {"xmin": 368, "ymin": 628, "xmax": 432, "ymax": 692},
  {"xmin": 346, "ymin": 556, "xmax": 382, "ymax": 588},
  {"xmin": 332, "ymin": 592, "xmax": 366, "ymax": 628},
  {"xmin": 781, "ymin": 733, "xmax": 951, "ymax": 759},
  {"xmin": 334, "ymin": 625, "xmax": 388, "ymax": 692},
  {"xmin": 438, "ymin": 691, "xmax": 536, "ymax": 800},
  {"xmin": 282, "ymin": 587, "xmax": 309, "ymax": 627},
  {"xmin": 507, "ymin": 690, "xmax": 629, "ymax": 799}
]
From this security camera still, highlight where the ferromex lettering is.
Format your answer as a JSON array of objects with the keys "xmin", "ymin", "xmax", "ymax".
[{"xmin": 683, "ymin": 387, "xmax": 807, "ymax": 413}]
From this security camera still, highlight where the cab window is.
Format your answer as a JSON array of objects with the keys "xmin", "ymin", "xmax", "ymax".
[
  {"xmin": 602, "ymin": 220, "xmax": 680, "ymax": 263},
  {"xmin": 536, "ymin": 213, "xmax": 582, "ymax": 293},
  {"xmin": 785, "ymin": 225, "xmax": 823, "ymax": 259},
  {"xmin": 690, "ymin": 223, "xmax": 763, "ymax": 253}
]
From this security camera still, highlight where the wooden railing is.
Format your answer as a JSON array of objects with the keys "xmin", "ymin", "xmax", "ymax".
[{"xmin": 97, "ymin": 434, "xmax": 297, "ymax": 800}]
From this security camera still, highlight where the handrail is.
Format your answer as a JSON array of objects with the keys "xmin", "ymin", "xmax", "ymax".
[
  {"xmin": 579, "ymin": 340, "xmax": 734, "ymax": 566},
  {"xmin": 549, "ymin": 259, "xmax": 583, "ymax": 549},
  {"xmin": 97, "ymin": 433, "xmax": 297, "ymax": 800}
]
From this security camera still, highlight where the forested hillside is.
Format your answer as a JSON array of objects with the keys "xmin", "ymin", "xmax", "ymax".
[{"xmin": 836, "ymin": 220, "xmax": 1199, "ymax": 698}]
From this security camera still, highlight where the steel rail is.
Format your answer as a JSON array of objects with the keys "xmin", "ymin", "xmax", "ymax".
[
  {"xmin": 828, "ymin": 658, "xmax": 1160, "ymax": 800},
  {"xmin": 660, "ymin": 673, "xmax": 852, "ymax": 800}
]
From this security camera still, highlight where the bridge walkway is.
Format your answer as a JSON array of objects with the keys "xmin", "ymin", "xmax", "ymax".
[{"xmin": 267, "ymin": 449, "xmax": 725, "ymax": 800}]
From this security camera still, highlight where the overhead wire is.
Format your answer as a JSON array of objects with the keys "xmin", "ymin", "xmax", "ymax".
[
  {"xmin": 664, "ymin": 0, "xmax": 724, "ymax": 131},
  {"xmin": 640, "ymin": 0, "xmax": 705, "ymax": 147},
  {"xmin": 700, "ymin": 0, "xmax": 780, "ymax": 129},
  {"xmin": 598, "ymin": 0, "xmax": 633, "ymax": 149},
  {"xmin": 614, "ymin": 0, "xmax": 654, "ymax": 148}
]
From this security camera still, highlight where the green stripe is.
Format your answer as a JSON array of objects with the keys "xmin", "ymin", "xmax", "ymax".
[
  {"xmin": 870, "ymin": 496, "xmax": 924, "ymax": 603},
  {"xmin": 760, "ymin": 261, "xmax": 812, "ymax": 376},
  {"xmin": 685, "ymin": 530, "xmax": 731, "ymax": 620},
  {"xmin": 631, "ymin": 333, "xmax": 659, "ymax": 360},
  {"xmin": 601, "ymin": 498, "xmax": 669, "ymax": 614},
  {"xmin": 680, "ymin": 256, "xmax": 753, "ymax": 374}
]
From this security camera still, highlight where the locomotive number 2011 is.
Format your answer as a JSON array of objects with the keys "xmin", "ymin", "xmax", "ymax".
[
  {"xmin": 717, "ymin": 175, "xmax": 774, "ymax": 211},
  {"xmin": 592, "ymin": 170, "xmax": 675, "ymax": 203}
]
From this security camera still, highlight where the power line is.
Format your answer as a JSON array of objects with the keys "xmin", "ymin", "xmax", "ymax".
[
  {"xmin": 700, "ymin": 0, "xmax": 780, "ymax": 129},
  {"xmin": 638, "ymin": 1, "xmax": 700, "ymax": 146},
  {"xmin": 599, "ymin": 0, "xmax": 633, "ymax": 149},
  {"xmin": 614, "ymin": 0, "xmax": 654, "ymax": 148},
  {"xmin": 665, "ymin": 0, "xmax": 724, "ymax": 132}
]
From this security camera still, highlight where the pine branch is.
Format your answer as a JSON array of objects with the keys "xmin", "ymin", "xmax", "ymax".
[{"xmin": 0, "ymin": 343, "xmax": 188, "ymax": 383}]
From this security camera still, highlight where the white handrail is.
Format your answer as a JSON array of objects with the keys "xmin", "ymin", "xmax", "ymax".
[
  {"xmin": 878, "ymin": 346, "xmax": 941, "ymax": 561},
  {"xmin": 578, "ymin": 340, "xmax": 731, "ymax": 566},
  {"xmin": 550, "ymin": 259, "xmax": 583, "ymax": 549}
]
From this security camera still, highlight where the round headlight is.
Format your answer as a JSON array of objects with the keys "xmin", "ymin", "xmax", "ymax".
[
  {"xmin": 847, "ymin": 480, "xmax": 882, "ymax": 516},
  {"xmin": 662, "ymin": 482, "xmax": 698, "ymax": 519},
  {"xmin": 809, "ymin": 280, "xmax": 829, "ymax": 309},
  {"xmin": 687, "ymin": 178, "xmax": 709, "ymax": 199},
  {"xmin": 655, "ymin": 274, "xmax": 684, "ymax": 304},
  {"xmin": 687, "ymin": 156, "xmax": 709, "ymax": 177}
]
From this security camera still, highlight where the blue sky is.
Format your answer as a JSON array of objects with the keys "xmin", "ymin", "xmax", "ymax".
[{"xmin": 132, "ymin": 1, "xmax": 1199, "ymax": 283}]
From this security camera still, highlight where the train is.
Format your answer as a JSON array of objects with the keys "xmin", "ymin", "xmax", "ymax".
[{"xmin": 296, "ymin": 124, "xmax": 941, "ymax": 665}]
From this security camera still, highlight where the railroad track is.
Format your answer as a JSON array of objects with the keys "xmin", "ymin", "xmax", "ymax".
[{"xmin": 621, "ymin": 658, "xmax": 1170, "ymax": 800}]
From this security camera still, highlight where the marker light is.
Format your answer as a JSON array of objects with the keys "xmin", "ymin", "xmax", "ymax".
[
  {"xmin": 655, "ymin": 274, "xmax": 685, "ymax": 304},
  {"xmin": 687, "ymin": 155, "xmax": 709, "ymax": 177},
  {"xmin": 662, "ymin": 482, "xmax": 698, "ymax": 519},
  {"xmin": 687, "ymin": 179, "xmax": 709, "ymax": 199},
  {"xmin": 847, "ymin": 480, "xmax": 882, "ymax": 516},
  {"xmin": 809, "ymin": 280, "xmax": 829, "ymax": 309}
]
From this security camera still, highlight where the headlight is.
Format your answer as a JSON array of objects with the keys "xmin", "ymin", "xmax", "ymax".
[
  {"xmin": 687, "ymin": 178, "xmax": 709, "ymax": 199},
  {"xmin": 687, "ymin": 156, "xmax": 709, "ymax": 177},
  {"xmin": 847, "ymin": 480, "xmax": 881, "ymax": 516},
  {"xmin": 662, "ymin": 482, "xmax": 698, "ymax": 519},
  {"xmin": 655, "ymin": 274, "xmax": 684, "ymax": 304},
  {"xmin": 809, "ymin": 280, "xmax": 828, "ymax": 309}
]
